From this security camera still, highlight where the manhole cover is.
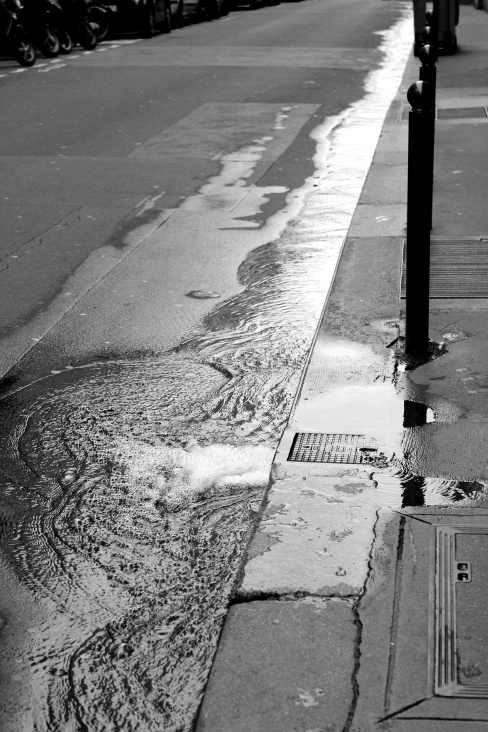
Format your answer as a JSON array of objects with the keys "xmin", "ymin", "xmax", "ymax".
[
  {"xmin": 288, "ymin": 433, "xmax": 383, "ymax": 464},
  {"xmin": 435, "ymin": 525, "xmax": 488, "ymax": 698},
  {"xmin": 401, "ymin": 238, "xmax": 488, "ymax": 298}
]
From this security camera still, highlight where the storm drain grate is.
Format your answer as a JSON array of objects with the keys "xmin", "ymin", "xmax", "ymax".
[
  {"xmin": 438, "ymin": 106, "xmax": 488, "ymax": 119},
  {"xmin": 399, "ymin": 105, "xmax": 488, "ymax": 121},
  {"xmin": 288, "ymin": 433, "xmax": 381, "ymax": 464},
  {"xmin": 401, "ymin": 238, "xmax": 488, "ymax": 298}
]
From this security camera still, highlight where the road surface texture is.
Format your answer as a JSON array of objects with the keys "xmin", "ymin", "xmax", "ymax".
[{"xmin": 0, "ymin": 1, "xmax": 413, "ymax": 731}]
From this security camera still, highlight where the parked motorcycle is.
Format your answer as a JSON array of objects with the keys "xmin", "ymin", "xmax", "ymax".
[
  {"xmin": 0, "ymin": 0, "xmax": 36, "ymax": 66},
  {"xmin": 55, "ymin": 0, "xmax": 98, "ymax": 49},
  {"xmin": 86, "ymin": 0, "xmax": 112, "ymax": 41},
  {"xmin": 17, "ymin": 0, "xmax": 62, "ymax": 56}
]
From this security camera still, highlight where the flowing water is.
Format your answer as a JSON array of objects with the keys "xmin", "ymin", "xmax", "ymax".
[{"xmin": 0, "ymin": 11, "xmax": 416, "ymax": 732}]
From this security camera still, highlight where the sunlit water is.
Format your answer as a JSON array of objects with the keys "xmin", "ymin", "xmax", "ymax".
[{"xmin": 0, "ymin": 11, "xmax": 416, "ymax": 732}]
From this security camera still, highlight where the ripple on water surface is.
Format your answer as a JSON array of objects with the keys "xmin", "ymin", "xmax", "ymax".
[
  {"xmin": 0, "ymin": 229, "xmax": 328, "ymax": 732},
  {"xmin": 0, "ymin": 357, "xmax": 276, "ymax": 732}
]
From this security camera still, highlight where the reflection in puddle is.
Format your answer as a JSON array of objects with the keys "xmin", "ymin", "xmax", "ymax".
[{"xmin": 373, "ymin": 464, "xmax": 486, "ymax": 508}]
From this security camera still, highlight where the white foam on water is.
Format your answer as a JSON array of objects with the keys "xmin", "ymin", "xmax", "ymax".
[{"xmin": 113, "ymin": 439, "xmax": 274, "ymax": 511}]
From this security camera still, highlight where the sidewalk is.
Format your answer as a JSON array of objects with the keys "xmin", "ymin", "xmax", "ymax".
[{"xmin": 196, "ymin": 5, "xmax": 488, "ymax": 731}]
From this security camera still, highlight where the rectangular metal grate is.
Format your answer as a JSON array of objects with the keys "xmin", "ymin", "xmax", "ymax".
[
  {"xmin": 399, "ymin": 105, "xmax": 488, "ymax": 121},
  {"xmin": 288, "ymin": 433, "xmax": 380, "ymax": 464},
  {"xmin": 401, "ymin": 238, "xmax": 488, "ymax": 298},
  {"xmin": 438, "ymin": 107, "xmax": 488, "ymax": 119}
]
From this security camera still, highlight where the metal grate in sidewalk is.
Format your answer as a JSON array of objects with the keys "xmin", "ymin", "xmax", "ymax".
[
  {"xmin": 438, "ymin": 106, "xmax": 488, "ymax": 119},
  {"xmin": 399, "ymin": 105, "xmax": 488, "ymax": 121},
  {"xmin": 401, "ymin": 238, "xmax": 488, "ymax": 298},
  {"xmin": 288, "ymin": 433, "xmax": 381, "ymax": 464}
]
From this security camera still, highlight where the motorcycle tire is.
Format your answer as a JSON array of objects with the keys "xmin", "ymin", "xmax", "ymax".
[
  {"xmin": 205, "ymin": 0, "xmax": 220, "ymax": 19},
  {"xmin": 38, "ymin": 25, "xmax": 61, "ymax": 57},
  {"xmin": 140, "ymin": 0, "xmax": 156, "ymax": 37},
  {"xmin": 58, "ymin": 27, "xmax": 73, "ymax": 53},
  {"xmin": 79, "ymin": 19, "xmax": 97, "ymax": 49},
  {"xmin": 160, "ymin": 0, "xmax": 171, "ymax": 33},
  {"xmin": 172, "ymin": 0, "xmax": 183, "ymax": 28},
  {"xmin": 13, "ymin": 27, "xmax": 36, "ymax": 66},
  {"xmin": 88, "ymin": 8, "xmax": 109, "ymax": 41}
]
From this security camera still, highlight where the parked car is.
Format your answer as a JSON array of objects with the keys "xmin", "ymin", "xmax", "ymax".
[
  {"xmin": 231, "ymin": 0, "xmax": 267, "ymax": 9},
  {"xmin": 107, "ymin": 0, "xmax": 171, "ymax": 37},
  {"xmin": 169, "ymin": 0, "xmax": 229, "ymax": 25}
]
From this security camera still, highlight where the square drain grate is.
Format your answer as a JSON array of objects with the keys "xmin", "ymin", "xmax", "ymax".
[
  {"xmin": 401, "ymin": 238, "xmax": 488, "ymax": 298},
  {"xmin": 288, "ymin": 433, "xmax": 380, "ymax": 464}
]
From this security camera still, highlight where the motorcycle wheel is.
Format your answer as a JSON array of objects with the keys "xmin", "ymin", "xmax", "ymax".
[
  {"xmin": 79, "ymin": 19, "xmax": 97, "ymax": 49},
  {"xmin": 38, "ymin": 25, "xmax": 61, "ymax": 57},
  {"xmin": 58, "ymin": 28, "xmax": 73, "ymax": 54},
  {"xmin": 160, "ymin": 0, "xmax": 171, "ymax": 33},
  {"xmin": 140, "ymin": 0, "xmax": 156, "ymax": 37},
  {"xmin": 172, "ymin": 0, "xmax": 183, "ymax": 28},
  {"xmin": 13, "ymin": 27, "xmax": 36, "ymax": 66},
  {"xmin": 88, "ymin": 8, "xmax": 109, "ymax": 41},
  {"xmin": 205, "ymin": 0, "xmax": 220, "ymax": 19}
]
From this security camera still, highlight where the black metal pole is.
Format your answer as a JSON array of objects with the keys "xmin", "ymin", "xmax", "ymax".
[
  {"xmin": 418, "ymin": 43, "xmax": 437, "ymax": 230},
  {"xmin": 405, "ymin": 81, "xmax": 433, "ymax": 358}
]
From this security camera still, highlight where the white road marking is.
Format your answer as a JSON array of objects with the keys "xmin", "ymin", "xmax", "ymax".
[{"xmin": 38, "ymin": 64, "xmax": 67, "ymax": 72}]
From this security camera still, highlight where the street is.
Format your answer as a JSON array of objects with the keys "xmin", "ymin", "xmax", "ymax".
[{"xmin": 0, "ymin": 1, "xmax": 410, "ymax": 730}]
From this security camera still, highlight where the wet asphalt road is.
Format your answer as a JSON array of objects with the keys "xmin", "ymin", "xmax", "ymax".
[
  {"xmin": 0, "ymin": 1, "xmax": 409, "ymax": 730},
  {"xmin": 0, "ymin": 0, "xmax": 403, "ymax": 381}
]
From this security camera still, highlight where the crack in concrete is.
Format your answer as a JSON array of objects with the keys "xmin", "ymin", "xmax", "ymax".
[{"xmin": 0, "ymin": 209, "xmax": 83, "ymax": 270}]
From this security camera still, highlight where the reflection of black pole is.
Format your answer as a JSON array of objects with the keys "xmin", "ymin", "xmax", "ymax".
[
  {"xmin": 431, "ymin": 0, "xmax": 440, "ymax": 53},
  {"xmin": 405, "ymin": 81, "xmax": 433, "ymax": 358},
  {"xmin": 403, "ymin": 400, "xmax": 428, "ymax": 427},
  {"xmin": 402, "ymin": 475, "xmax": 426, "ymax": 507}
]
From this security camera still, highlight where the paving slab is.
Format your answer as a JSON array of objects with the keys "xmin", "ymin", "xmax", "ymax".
[{"xmin": 196, "ymin": 598, "xmax": 357, "ymax": 732}]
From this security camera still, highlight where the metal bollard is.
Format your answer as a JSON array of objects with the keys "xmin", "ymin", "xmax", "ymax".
[
  {"xmin": 426, "ymin": 0, "xmax": 440, "ymax": 53},
  {"xmin": 418, "ymin": 43, "xmax": 437, "ymax": 229},
  {"xmin": 405, "ymin": 81, "xmax": 434, "ymax": 358}
]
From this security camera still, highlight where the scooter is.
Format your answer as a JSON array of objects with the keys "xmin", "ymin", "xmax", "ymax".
[
  {"xmin": 0, "ymin": 0, "xmax": 36, "ymax": 66},
  {"xmin": 17, "ymin": 0, "xmax": 62, "ymax": 57},
  {"xmin": 55, "ymin": 0, "xmax": 98, "ymax": 50},
  {"xmin": 86, "ymin": 0, "xmax": 112, "ymax": 41}
]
